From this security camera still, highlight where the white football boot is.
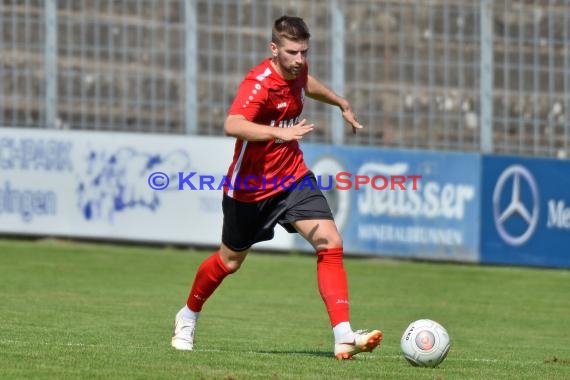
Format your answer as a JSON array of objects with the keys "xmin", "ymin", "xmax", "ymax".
[
  {"xmin": 171, "ymin": 308, "xmax": 197, "ymax": 350},
  {"xmin": 334, "ymin": 329, "xmax": 383, "ymax": 360}
]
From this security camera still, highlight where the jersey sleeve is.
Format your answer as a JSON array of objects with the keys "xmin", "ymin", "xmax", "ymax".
[{"xmin": 227, "ymin": 78, "xmax": 269, "ymax": 121}]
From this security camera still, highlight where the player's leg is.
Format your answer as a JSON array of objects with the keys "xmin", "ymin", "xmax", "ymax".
[
  {"xmin": 172, "ymin": 193, "xmax": 259, "ymax": 351},
  {"xmin": 171, "ymin": 244, "xmax": 248, "ymax": 350},
  {"xmin": 292, "ymin": 218, "xmax": 382, "ymax": 359},
  {"xmin": 283, "ymin": 174, "xmax": 352, "ymax": 337},
  {"xmin": 187, "ymin": 243, "xmax": 248, "ymax": 313},
  {"xmin": 292, "ymin": 218, "xmax": 350, "ymax": 326}
]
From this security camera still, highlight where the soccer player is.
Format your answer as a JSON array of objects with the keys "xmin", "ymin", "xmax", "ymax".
[{"xmin": 171, "ymin": 15, "xmax": 382, "ymax": 360}]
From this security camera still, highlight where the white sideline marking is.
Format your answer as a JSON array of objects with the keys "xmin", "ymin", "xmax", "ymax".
[{"xmin": 0, "ymin": 339, "xmax": 499, "ymax": 363}]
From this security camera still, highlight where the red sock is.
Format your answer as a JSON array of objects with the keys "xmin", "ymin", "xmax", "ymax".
[
  {"xmin": 186, "ymin": 251, "xmax": 232, "ymax": 312},
  {"xmin": 317, "ymin": 247, "xmax": 350, "ymax": 327}
]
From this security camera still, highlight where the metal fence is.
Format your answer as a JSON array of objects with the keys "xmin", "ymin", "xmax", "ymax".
[{"xmin": 1, "ymin": 0, "xmax": 568, "ymax": 158}]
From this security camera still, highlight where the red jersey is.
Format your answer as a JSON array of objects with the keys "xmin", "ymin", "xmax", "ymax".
[{"xmin": 224, "ymin": 58, "xmax": 310, "ymax": 202}]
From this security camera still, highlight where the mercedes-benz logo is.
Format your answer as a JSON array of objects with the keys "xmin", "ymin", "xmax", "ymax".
[{"xmin": 492, "ymin": 165, "xmax": 539, "ymax": 246}]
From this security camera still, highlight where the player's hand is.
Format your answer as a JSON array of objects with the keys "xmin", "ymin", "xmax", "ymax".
[
  {"xmin": 275, "ymin": 118, "xmax": 314, "ymax": 141},
  {"xmin": 341, "ymin": 104, "xmax": 364, "ymax": 135}
]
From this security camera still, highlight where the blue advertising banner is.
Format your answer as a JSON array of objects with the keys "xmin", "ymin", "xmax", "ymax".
[
  {"xmin": 480, "ymin": 155, "xmax": 570, "ymax": 268},
  {"xmin": 299, "ymin": 144, "xmax": 481, "ymax": 262}
]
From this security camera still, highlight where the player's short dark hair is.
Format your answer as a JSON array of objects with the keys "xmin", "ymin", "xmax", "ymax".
[{"xmin": 272, "ymin": 16, "xmax": 311, "ymax": 46}]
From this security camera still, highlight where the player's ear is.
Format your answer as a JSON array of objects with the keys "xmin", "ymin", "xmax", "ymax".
[{"xmin": 270, "ymin": 42, "xmax": 278, "ymax": 57}]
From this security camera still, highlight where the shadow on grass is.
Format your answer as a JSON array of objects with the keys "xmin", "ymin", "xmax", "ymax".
[{"xmin": 251, "ymin": 350, "xmax": 334, "ymax": 358}]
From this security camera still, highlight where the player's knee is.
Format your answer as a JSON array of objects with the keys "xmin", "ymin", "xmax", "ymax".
[
  {"xmin": 326, "ymin": 234, "xmax": 343, "ymax": 250},
  {"xmin": 223, "ymin": 259, "xmax": 242, "ymax": 273},
  {"xmin": 219, "ymin": 244, "xmax": 248, "ymax": 273},
  {"xmin": 219, "ymin": 252, "xmax": 246, "ymax": 273}
]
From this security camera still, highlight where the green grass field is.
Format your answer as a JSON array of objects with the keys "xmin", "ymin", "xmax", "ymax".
[{"xmin": 0, "ymin": 238, "xmax": 568, "ymax": 379}]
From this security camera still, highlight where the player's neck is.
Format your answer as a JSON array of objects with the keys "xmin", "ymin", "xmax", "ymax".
[{"xmin": 270, "ymin": 59, "xmax": 295, "ymax": 81}]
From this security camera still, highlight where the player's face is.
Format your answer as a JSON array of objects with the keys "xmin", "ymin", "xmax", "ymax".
[{"xmin": 271, "ymin": 39, "xmax": 308, "ymax": 79}]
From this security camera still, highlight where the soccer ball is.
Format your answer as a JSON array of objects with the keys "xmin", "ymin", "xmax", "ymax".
[{"xmin": 400, "ymin": 319, "xmax": 451, "ymax": 367}]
